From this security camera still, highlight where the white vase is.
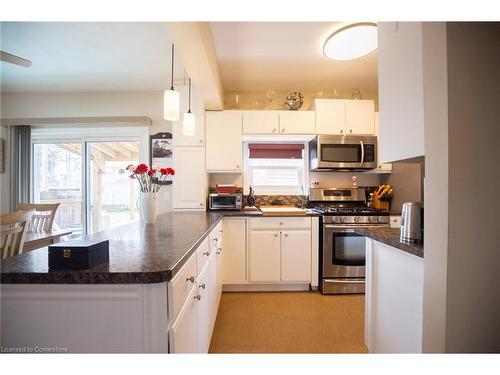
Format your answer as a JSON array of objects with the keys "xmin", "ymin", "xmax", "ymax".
[{"xmin": 139, "ymin": 192, "xmax": 157, "ymax": 224}]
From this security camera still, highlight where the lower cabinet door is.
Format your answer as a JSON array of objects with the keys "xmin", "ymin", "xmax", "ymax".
[
  {"xmin": 196, "ymin": 260, "xmax": 212, "ymax": 354},
  {"xmin": 169, "ymin": 287, "xmax": 198, "ymax": 353},
  {"xmin": 281, "ymin": 230, "xmax": 312, "ymax": 282},
  {"xmin": 222, "ymin": 218, "xmax": 246, "ymax": 283},
  {"xmin": 249, "ymin": 230, "xmax": 281, "ymax": 282}
]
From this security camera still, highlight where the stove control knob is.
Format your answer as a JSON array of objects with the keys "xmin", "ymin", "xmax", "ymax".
[
  {"xmin": 375, "ymin": 217, "xmax": 380, "ymax": 223},
  {"xmin": 354, "ymin": 216, "xmax": 360, "ymax": 223},
  {"xmin": 339, "ymin": 217, "xmax": 344, "ymax": 223}
]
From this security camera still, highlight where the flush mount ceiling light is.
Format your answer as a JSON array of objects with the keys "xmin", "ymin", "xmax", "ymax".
[
  {"xmin": 323, "ymin": 23, "xmax": 377, "ymax": 61},
  {"xmin": 164, "ymin": 44, "xmax": 180, "ymax": 121}
]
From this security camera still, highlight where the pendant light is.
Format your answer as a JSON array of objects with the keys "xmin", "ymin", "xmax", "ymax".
[
  {"xmin": 164, "ymin": 44, "xmax": 180, "ymax": 121},
  {"xmin": 183, "ymin": 77, "xmax": 196, "ymax": 136}
]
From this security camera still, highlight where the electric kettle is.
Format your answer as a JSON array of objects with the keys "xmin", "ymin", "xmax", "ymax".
[{"xmin": 400, "ymin": 202, "xmax": 424, "ymax": 244}]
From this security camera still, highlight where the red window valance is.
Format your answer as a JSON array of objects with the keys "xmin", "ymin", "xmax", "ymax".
[{"xmin": 248, "ymin": 143, "xmax": 304, "ymax": 159}]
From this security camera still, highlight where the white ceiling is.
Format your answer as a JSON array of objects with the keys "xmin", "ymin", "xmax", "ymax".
[
  {"xmin": 210, "ymin": 22, "xmax": 378, "ymax": 92},
  {"xmin": 0, "ymin": 22, "xmax": 186, "ymax": 92}
]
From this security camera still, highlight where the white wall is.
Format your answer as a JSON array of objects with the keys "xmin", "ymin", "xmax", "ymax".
[
  {"xmin": 421, "ymin": 22, "xmax": 449, "ymax": 353},
  {"xmin": 0, "ymin": 87, "xmax": 203, "ymax": 214}
]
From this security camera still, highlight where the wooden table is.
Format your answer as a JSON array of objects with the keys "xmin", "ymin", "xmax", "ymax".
[{"xmin": 23, "ymin": 229, "xmax": 73, "ymax": 252}]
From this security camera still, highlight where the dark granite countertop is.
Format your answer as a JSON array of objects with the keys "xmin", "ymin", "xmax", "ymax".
[
  {"xmin": 353, "ymin": 227, "xmax": 424, "ymax": 258},
  {"xmin": 0, "ymin": 210, "xmax": 318, "ymax": 285}
]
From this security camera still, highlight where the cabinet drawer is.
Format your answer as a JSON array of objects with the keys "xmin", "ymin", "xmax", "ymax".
[
  {"xmin": 249, "ymin": 217, "xmax": 311, "ymax": 230},
  {"xmin": 196, "ymin": 237, "xmax": 211, "ymax": 275},
  {"xmin": 208, "ymin": 223, "xmax": 222, "ymax": 252},
  {"xmin": 170, "ymin": 253, "xmax": 197, "ymax": 321}
]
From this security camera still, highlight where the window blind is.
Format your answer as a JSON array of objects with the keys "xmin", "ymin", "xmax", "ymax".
[{"xmin": 248, "ymin": 143, "xmax": 304, "ymax": 159}]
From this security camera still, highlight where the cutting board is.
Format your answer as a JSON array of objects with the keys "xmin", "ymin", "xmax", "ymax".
[{"xmin": 259, "ymin": 205, "xmax": 307, "ymax": 216}]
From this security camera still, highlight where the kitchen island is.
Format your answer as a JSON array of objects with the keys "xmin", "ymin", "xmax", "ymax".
[{"xmin": 1, "ymin": 211, "xmax": 319, "ymax": 353}]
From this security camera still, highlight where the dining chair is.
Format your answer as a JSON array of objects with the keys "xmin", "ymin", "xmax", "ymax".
[
  {"xmin": 1, "ymin": 210, "xmax": 35, "ymax": 259},
  {"xmin": 17, "ymin": 203, "xmax": 60, "ymax": 232}
]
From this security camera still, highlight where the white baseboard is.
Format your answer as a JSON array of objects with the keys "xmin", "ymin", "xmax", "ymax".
[{"xmin": 222, "ymin": 284, "xmax": 311, "ymax": 292}]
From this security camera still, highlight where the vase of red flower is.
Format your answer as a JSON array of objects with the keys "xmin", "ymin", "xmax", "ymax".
[{"xmin": 126, "ymin": 163, "xmax": 175, "ymax": 223}]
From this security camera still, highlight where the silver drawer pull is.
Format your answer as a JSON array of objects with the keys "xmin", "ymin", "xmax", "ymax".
[
  {"xmin": 216, "ymin": 251, "xmax": 221, "ymax": 255},
  {"xmin": 199, "ymin": 283, "xmax": 206, "ymax": 289},
  {"xmin": 194, "ymin": 295, "xmax": 201, "ymax": 301},
  {"xmin": 203, "ymin": 251, "xmax": 210, "ymax": 256},
  {"xmin": 186, "ymin": 276, "xmax": 195, "ymax": 283}
]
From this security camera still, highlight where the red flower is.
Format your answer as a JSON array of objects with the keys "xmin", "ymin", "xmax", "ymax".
[
  {"xmin": 147, "ymin": 169, "xmax": 157, "ymax": 176},
  {"xmin": 134, "ymin": 163, "xmax": 149, "ymax": 174},
  {"xmin": 160, "ymin": 167, "xmax": 175, "ymax": 176}
]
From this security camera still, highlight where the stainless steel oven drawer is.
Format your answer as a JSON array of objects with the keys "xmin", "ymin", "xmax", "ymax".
[{"xmin": 322, "ymin": 278, "xmax": 365, "ymax": 294}]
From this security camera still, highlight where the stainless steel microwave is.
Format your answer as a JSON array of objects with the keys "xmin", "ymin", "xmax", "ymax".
[
  {"xmin": 208, "ymin": 193, "xmax": 243, "ymax": 210},
  {"xmin": 309, "ymin": 135, "xmax": 377, "ymax": 171}
]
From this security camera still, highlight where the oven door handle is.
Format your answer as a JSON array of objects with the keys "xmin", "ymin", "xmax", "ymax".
[
  {"xmin": 360, "ymin": 140, "xmax": 365, "ymax": 167},
  {"xmin": 324, "ymin": 224, "xmax": 386, "ymax": 231}
]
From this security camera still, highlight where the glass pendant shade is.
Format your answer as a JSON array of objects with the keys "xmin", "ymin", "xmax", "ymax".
[
  {"xmin": 183, "ymin": 111, "xmax": 196, "ymax": 136},
  {"xmin": 164, "ymin": 89, "xmax": 180, "ymax": 121}
]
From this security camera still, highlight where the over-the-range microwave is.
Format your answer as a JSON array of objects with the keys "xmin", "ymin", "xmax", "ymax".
[{"xmin": 309, "ymin": 135, "xmax": 377, "ymax": 171}]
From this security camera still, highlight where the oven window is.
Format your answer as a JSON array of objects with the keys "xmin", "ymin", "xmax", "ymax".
[
  {"xmin": 212, "ymin": 196, "xmax": 236, "ymax": 206},
  {"xmin": 332, "ymin": 233, "xmax": 366, "ymax": 266},
  {"xmin": 321, "ymin": 144, "xmax": 361, "ymax": 162}
]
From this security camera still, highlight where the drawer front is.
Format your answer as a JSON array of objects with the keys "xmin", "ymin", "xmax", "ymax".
[
  {"xmin": 209, "ymin": 223, "xmax": 222, "ymax": 252},
  {"xmin": 196, "ymin": 237, "xmax": 211, "ymax": 275},
  {"xmin": 249, "ymin": 217, "xmax": 311, "ymax": 230},
  {"xmin": 170, "ymin": 253, "xmax": 197, "ymax": 321}
]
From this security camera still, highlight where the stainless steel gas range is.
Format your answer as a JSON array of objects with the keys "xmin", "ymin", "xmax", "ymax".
[{"xmin": 309, "ymin": 187, "xmax": 390, "ymax": 294}]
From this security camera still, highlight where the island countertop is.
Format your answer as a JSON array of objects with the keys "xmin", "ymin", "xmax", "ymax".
[
  {"xmin": 1, "ymin": 210, "xmax": 318, "ymax": 285},
  {"xmin": 353, "ymin": 226, "xmax": 424, "ymax": 258}
]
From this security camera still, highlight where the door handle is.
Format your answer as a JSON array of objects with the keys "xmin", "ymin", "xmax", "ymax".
[{"xmin": 360, "ymin": 140, "xmax": 365, "ymax": 167}]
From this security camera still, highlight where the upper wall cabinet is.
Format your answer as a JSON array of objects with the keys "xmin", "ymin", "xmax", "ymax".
[
  {"xmin": 278, "ymin": 111, "xmax": 316, "ymax": 134},
  {"xmin": 206, "ymin": 111, "xmax": 243, "ymax": 173},
  {"xmin": 315, "ymin": 99, "xmax": 375, "ymax": 135},
  {"xmin": 377, "ymin": 22, "xmax": 425, "ymax": 163},
  {"xmin": 241, "ymin": 110, "xmax": 316, "ymax": 135},
  {"xmin": 242, "ymin": 111, "xmax": 279, "ymax": 134}
]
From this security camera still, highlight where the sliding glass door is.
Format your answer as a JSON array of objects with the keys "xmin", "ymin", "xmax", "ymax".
[
  {"xmin": 32, "ymin": 143, "xmax": 84, "ymax": 237},
  {"xmin": 31, "ymin": 127, "xmax": 148, "ymax": 236},
  {"xmin": 86, "ymin": 141, "xmax": 140, "ymax": 234}
]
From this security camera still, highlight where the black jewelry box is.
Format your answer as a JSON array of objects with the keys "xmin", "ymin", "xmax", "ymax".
[{"xmin": 48, "ymin": 239, "xmax": 109, "ymax": 270}]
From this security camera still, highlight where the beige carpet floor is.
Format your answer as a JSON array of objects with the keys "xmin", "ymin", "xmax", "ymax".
[{"xmin": 209, "ymin": 291, "xmax": 368, "ymax": 353}]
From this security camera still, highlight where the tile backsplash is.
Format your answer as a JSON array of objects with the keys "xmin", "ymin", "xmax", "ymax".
[{"xmin": 243, "ymin": 195, "xmax": 308, "ymax": 208}]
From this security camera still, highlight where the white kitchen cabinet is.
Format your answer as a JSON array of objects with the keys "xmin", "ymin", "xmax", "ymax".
[
  {"xmin": 377, "ymin": 22, "xmax": 425, "ymax": 162},
  {"xmin": 196, "ymin": 253, "xmax": 215, "ymax": 354},
  {"xmin": 315, "ymin": 99, "xmax": 375, "ymax": 135},
  {"xmin": 278, "ymin": 111, "xmax": 316, "ymax": 134},
  {"xmin": 373, "ymin": 112, "xmax": 392, "ymax": 172},
  {"xmin": 169, "ymin": 286, "xmax": 198, "ymax": 353},
  {"xmin": 315, "ymin": 99, "xmax": 346, "ymax": 135},
  {"xmin": 249, "ymin": 230, "xmax": 281, "ymax": 282},
  {"xmin": 280, "ymin": 230, "xmax": 311, "ymax": 282},
  {"xmin": 222, "ymin": 218, "xmax": 246, "ymax": 284},
  {"xmin": 242, "ymin": 111, "xmax": 279, "ymax": 134},
  {"xmin": 206, "ymin": 111, "xmax": 243, "ymax": 172},
  {"xmin": 365, "ymin": 238, "xmax": 424, "ymax": 353},
  {"xmin": 172, "ymin": 147, "xmax": 206, "ymax": 210},
  {"xmin": 345, "ymin": 100, "xmax": 375, "ymax": 135}
]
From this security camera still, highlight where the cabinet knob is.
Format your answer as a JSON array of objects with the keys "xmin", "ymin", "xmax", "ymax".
[
  {"xmin": 340, "ymin": 129, "xmax": 344, "ymax": 134},
  {"xmin": 272, "ymin": 128, "xmax": 276, "ymax": 133},
  {"xmin": 216, "ymin": 250, "xmax": 221, "ymax": 255},
  {"xmin": 284, "ymin": 234, "xmax": 288, "ymax": 237},
  {"xmin": 199, "ymin": 203, "xmax": 203, "ymax": 206},
  {"xmin": 203, "ymin": 251, "xmax": 210, "ymax": 256},
  {"xmin": 274, "ymin": 234, "xmax": 278, "ymax": 237},
  {"xmin": 199, "ymin": 139, "xmax": 203, "ymax": 143},
  {"xmin": 186, "ymin": 276, "xmax": 195, "ymax": 283},
  {"xmin": 236, "ymin": 165, "xmax": 240, "ymax": 169},
  {"xmin": 349, "ymin": 129, "xmax": 352, "ymax": 134},
  {"xmin": 281, "ymin": 128, "xmax": 285, "ymax": 133},
  {"xmin": 199, "ymin": 283, "xmax": 206, "ymax": 289},
  {"xmin": 194, "ymin": 294, "xmax": 201, "ymax": 301},
  {"xmin": 279, "ymin": 222, "xmax": 283, "ymax": 225}
]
